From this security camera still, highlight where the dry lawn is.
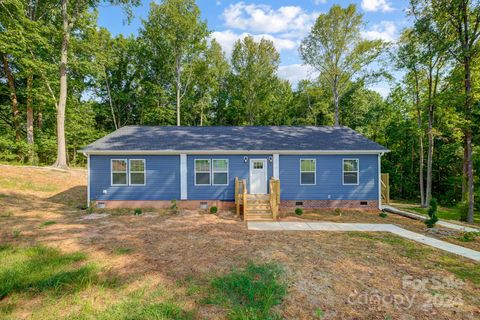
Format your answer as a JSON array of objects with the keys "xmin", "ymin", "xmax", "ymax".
[{"xmin": 0, "ymin": 165, "xmax": 479, "ymax": 320}]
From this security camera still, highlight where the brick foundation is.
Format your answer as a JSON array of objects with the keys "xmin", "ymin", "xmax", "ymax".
[
  {"xmin": 95, "ymin": 200, "xmax": 235, "ymax": 210},
  {"xmin": 280, "ymin": 200, "xmax": 379, "ymax": 211},
  {"xmin": 96, "ymin": 199, "xmax": 378, "ymax": 211}
]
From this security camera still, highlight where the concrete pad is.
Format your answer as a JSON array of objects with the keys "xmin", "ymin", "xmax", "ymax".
[
  {"xmin": 248, "ymin": 221, "xmax": 283, "ymax": 231},
  {"xmin": 278, "ymin": 221, "xmax": 313, "ymax": 230}
]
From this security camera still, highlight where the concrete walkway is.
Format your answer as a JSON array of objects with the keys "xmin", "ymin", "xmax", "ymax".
[
  {"xmin": 247, "ymin": 222, "xmax": 480, "ymax": 262},
  {"xmin": 382, "ymin": 205, "xmax": 479, "ymax": 233}
]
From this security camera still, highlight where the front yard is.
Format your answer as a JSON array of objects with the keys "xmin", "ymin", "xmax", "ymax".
[{"xmin": 0, "ymin": 165, "xmax": 479, "ymax": 319}]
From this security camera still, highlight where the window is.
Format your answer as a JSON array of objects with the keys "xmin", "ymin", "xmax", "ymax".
[
  {"xmin": 129, "ymin": 159, "xmax": 146, "ymax": 185},
  {"xmin": 111, "ymin": 159, "xmax": 127, "ymax": 185},
  {"xmin": 195, "ymin": 159, "xmax": 211, "ymax": 185},
  {"xmin": 212, "ymin": 159, "xmax": 228, "ymax": 185},
  {"xmin": 343, "ymin": 159, "xmax": 359, "ymax": 185},
  {"xmin": 300, "ymin": 159, "xmax": 316, "ymax": 185}
]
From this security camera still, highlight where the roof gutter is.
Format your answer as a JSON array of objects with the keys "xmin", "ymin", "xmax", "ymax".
[{"xmin": 78, "ymin": 149, "xmax": 390, "ymax": 155}]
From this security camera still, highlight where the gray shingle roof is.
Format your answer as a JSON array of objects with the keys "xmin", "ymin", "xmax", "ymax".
[{"xmin": 81, "ymin": 126, "xmax": 388, "ymax": 153}]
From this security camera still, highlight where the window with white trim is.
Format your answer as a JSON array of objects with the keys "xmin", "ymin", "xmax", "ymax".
[
  {"xmin": 111, "ymin": 159, "xmax": 127, "ymax": 185},
  {"xmin": 129, "ymin": 159, "xmax": 146, "ymax": 185},
  {"xmin": 195, "ymin": 159, "xmax": 211, "ymax": 185},
  {"xmin": 212, "ymin": 159, "xmax": 228, "ymax": 185},
  {"xmin": 343, "ymin": 159, "xmax": 359, "ymax": 185},
  {"xmin": 300, "ymin": 159, "xmax": 316, "ymax": 185}
]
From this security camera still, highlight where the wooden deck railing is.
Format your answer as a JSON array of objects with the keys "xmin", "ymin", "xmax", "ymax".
[
  {"xmin": 235, "ymin": 176, "xmax": 279, "ymax": 220},
  {"xmin": 381, "ymin": 173, "xmax": 390, "ymax": 204},
  {"xmin": 234, "ymin": 177, "xmax": 247, "ymax": 217},
  {"xmin": 269, "ymin": 178, "xmax": 280, "ymax": 220}
]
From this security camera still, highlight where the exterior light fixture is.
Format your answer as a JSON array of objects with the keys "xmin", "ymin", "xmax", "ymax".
[
  {"xmin": 268, "ymin": 156, "xmax": 273, "ymax": 163},
  {"xmin": 243, "ymin": 156, "xmax": 248, "ymax": 163}
]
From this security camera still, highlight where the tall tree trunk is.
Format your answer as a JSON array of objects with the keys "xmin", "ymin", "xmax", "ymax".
[
  {"xmin": 175, "ymin": 55, "xmax": 181, "ymax": 126},
  {"xmin": 425, "ymin": 109, "xmax": 434, "ymax": 207},
  {"xmin": 464, "ymin": 56, "xmax": 474, "ymax": 223},
  {"xmin": 2, "ymin": 54, "xmax": 21, "ymax": 141},
  {"xmin": 414, "ymin": 71, "xmax": 425, "ymax": 206},
  {"xmin": 333, "ymin": 76, "xmax": 339, "ymax": 126},
  {"xmin": 53, "ymin": 0, "xmax": 69, "ymax": 169},
  {"xmin": 27, "ymin": 73, "xmax": 35, "ymax": 163},
  {"xmin": 37, "ymin": 111, "xmax": 43, "ymax": 129},
  {"xmin": 103, "ymin": 66, "xmax": 118, "ymax": 130}
]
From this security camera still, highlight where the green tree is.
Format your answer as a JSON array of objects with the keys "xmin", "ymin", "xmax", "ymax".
[
  {"xmin": 229, "ymin": 36, "xmax": 286, "ymax": 125},
  {"xmin": 141, "ymin": 0, "xmax": 209, "ymax": 126},
  {"xmin": 411, "ymin": 0, "xmax": 480, "ymax": 223},
  {"xmin": 299, "ymin": 4, "xmax": 385, "ymax": 126}
]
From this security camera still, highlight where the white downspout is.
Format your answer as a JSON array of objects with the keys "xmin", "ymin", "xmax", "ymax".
[
  {"xmin": 378, "ymin": 152, "xmax": 383, "ymax": 210},
  {"xmin": 86, "ymin": 153, "xmax": 90, "ymax": 208},
  {"xmin": 273, "ymin": 154, "xmax": 279, "ymax": 179},
  {"xmin": 180, "ymin": 154, "xmax": 187, "ymax": 200}
]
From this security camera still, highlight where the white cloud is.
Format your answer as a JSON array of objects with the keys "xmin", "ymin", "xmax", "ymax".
[
  {"xmin": 210, "ymin": 30, "xmax": 297, "ymax": 58},
  {"xmin": 362, "ymin": 21, "xmax": 397, "ymax": 42},
  {"xmin": 222, "ymin": 2, "xmax": 318, "ymax": 36},
  {"xmin": 277, "ymin": 64, "xmax": 318, "ymax": 87},
  {"xmin": 361, "ymin": 0, "xmax": 394, "ymax": 12}
]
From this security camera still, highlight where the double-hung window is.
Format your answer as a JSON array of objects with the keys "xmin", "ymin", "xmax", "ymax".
[
  {"xmin": 195, "ymin": 159, "xmax": 211, "ymax": 185},
  {"xmin": 111, "ymin": 159, "xmax": 128, "ymax": 185},
  {"xmin": 212, "ymin": 159, "xmax": 228, "ymax": 185},
  {"xmin": 343, "ymin": 159, "xmax": 359, "ymax": 185},
  {"xmin": 129, "ymin": 159, "xmax": 146, "ymax": 185},
  {"xmin": 300, "ymin": 159, "xmax": 316, "ymax": 185}
]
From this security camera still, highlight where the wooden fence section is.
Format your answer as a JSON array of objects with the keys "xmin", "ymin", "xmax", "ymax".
[
  {"xmin": 269, "ymin": 178, "xmax": 280, "ymax": 220},
  {"xmin": 381, "ymin": 173, "xmax": 390, "ymax": 204}
]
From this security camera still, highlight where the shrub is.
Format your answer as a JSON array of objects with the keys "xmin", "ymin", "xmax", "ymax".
[
  {"xmin": 425, "ymin": 198, "xmax": 439, "ymax": 228},
  {"xmin": 86, "ymin": 206, "xmax": 94, "ymax": 214},
  {"xmin": 379, "ymin": 212, "xmax": 388, "ymax": 218},
  {"xmin": 170, "ymin": 200, "xmax": 178, "ymax": 214},
  {"xmin": 295, "ymin": 208, "xmax": 303, "ymax": 216},
  {"xmin": 335, "ymin": 208, "xmax": 342, "ymax": 216},
  {"xmin": 458, "ymin": 231, "xmax": 480, "ymax": 242},
  {"xmin": 210, "ymin": 206, "xmax": 218, "ymax": 214},
  {"xmin": 134, "ymin": 208, "xmax": 142, "ymax": 216}
]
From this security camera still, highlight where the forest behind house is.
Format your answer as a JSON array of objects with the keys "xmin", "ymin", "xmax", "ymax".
[{"xmin": 0, "ymin": 0, "xmax": 479, "ymax": 223}]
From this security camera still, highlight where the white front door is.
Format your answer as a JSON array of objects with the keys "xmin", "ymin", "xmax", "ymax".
[{"xmin": 250, "ymin": 159, "xmax": 268, "ymax": 194}]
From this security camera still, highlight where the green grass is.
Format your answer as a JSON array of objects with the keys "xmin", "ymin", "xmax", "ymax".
[
  {"xmin": 207, "ymin": 262, "xmax": 286, "ymax": 320},
  {"xmin": 0, "ymin": 176, "xmax": 58, "ymax": 193},
  {"xmin": 113, "ymin": 247, "xmax": 132, "ymax": 255},
  {"xmin": 72, "ymin": 288, "xmax": 193, "ymax": 320},
  {"xmin": 0, "ymin": 245, "xmax": 99, "ymax": 299},
  {"xmin": 40, "ymin": 221, "xmax": 57, "ymax": 228}
]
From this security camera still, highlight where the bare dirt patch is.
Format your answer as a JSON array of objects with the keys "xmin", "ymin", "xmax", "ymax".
[{"xmin": 0, "ymin": 165, "xmax": 479, "ymax": 319}]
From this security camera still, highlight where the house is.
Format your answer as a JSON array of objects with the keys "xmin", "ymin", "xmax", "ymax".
[{"xmin": 81, "ymin": 126, "xmax": 389, "ymax": 219}]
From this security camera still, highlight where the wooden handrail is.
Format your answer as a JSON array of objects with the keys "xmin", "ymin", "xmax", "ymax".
[
  {"xmin": 235, "ymin": 177, "xmax": 240, "ymax": 215},
  {"xmin": 269, "ymin": 177, "xmax": 280, "ymax": 220},
  {"xmin": 242, "ymin": 179, "xmax": 247, "ymax": 221}
]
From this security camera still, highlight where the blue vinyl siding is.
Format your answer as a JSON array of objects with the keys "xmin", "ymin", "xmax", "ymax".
[
  {"xmin": 279, "ymin": 154, "xmax": 378, "ymax": 200},
  {"xmin": 187, "ymin": 155, "xmax": 273, "ymax": 200},
  {"xmin": 89, "ymin": 153, "xmax": 378, "ymax": 202},
  {"xmin": 89, "ymin": 155, "xmax": 180, "ymax": 201}
]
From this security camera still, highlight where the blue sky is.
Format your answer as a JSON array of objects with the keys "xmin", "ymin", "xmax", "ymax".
[{"xmin": 97, "ymin": 0, "xmax": 410, "ymax": 95}]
